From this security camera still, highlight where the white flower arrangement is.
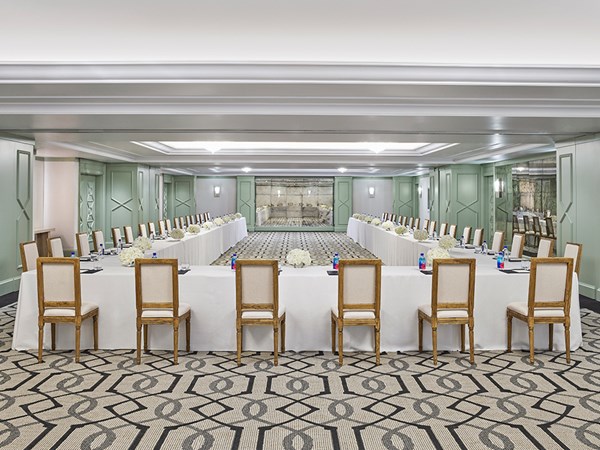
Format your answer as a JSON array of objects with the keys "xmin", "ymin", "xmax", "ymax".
[
  {"xmin": 223, "ymin": 216, "xmax": 231, "ymax": 223},
  {"xmin": 202, "ymin": 221, "xmax": 214, "ymax": 230},
  {"xmin": 235, "ymin": 212, "xmax": 242, "ymax": 219},
  {"xmin": 133, "ymin": 236, "xmax": 152, "ymax": 251},
  {"xmin": 352, "ymin": 213, "xmax": 360, "ymax": 219},
  {"xmin": 214, "ymin": 217, "xmax": 225, "ymax": 226},
  {"xmin": 426, "ymin": 247, "xmax": 451, "ymax": 266},
  {"xmin": 119, "ymin": 246, "xmax": 144, "ymax": 266},
  {"xmin": 188, "ymin": 224, "xmax": 201, "ymax": 234},
  {"xmin": 381, "ymin": 220, "xmax": 395, "ymax": 231},
  {"xmin": 395, "ymin": 225, "xmax": 408, "ymax": 235},
  {"xmin": 439, "ymin": 235, "xmax": 457, "ymax": 250},
  {"xmin": 371, "ymin": 218, "xmax": 382, "ymax": 226},
  {"xmin": 413, "ymin": 229, "xmax": 429, "ymax": 241},
  {"xmin": 286, "ymin": 248, "xmax": 312, "ymax": 267},
  {"xmin": 365, "ymin": 216, "xmax": 374, "ymax": 223},
  {"xmin": 169, "ymin": 228, "xmax": 185, "ymax": 240}
]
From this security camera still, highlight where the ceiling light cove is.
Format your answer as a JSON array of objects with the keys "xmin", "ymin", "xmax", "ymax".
[
  {"xmin": 338, "ymin": 167, "xmax": 348, "ymax": 173},
  {"xmin": 242, "ymin": 167, "xmax": 252, "ymax": 173}
]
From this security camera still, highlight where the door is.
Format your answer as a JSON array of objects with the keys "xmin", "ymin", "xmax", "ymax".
[{"xmin": 80, "ymin": 174, "xmax": 96, "ymax": 234}]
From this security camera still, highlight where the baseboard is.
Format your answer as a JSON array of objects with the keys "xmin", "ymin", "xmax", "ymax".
[
  {"xmin": 334, "ymin": 225, "xmax": 348, "ymax": 233},
  {"xmin": 0, "ymin": 276, "xmax": 20, "ymax": 297},
  {"xmin": 579, "ymin": 282, "xmax": 598, "ymax": 301}
]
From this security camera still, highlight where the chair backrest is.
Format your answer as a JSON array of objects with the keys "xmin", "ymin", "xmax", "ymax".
[
  {"xmin": 173, "ymin": 217, "xmax": 181, "ymax": 229},
  {"xmin": 491, "ymin": 231, "xmax": 504, "ymax": 253},
  {"xmin": 20, "ymin": 241, "xmax": 39, "ymax": 272},
  {"xmin": 513, "ymin": 215, "xmax": 520, "ymax": 232},
  {"xmin": 448, "ymin": 224, "xmax": 457, "ymax": 238},
  {"xmin": 138, "ymin": 223, "xmax": 148, "ymax": 238},
  {"xmin": 112, "ymin": 227, "xmax": 122, "ymax": 247},
  {"xmin": 166, "ymin": 219, "xmax": 173, "ymax": 232},
  {"xmin": 414, "ymin": 218, "xmax": 421, "ymax": 230},
  {"xmin": 381, "ymin": 213, "xmax": 388, "ymax": 221},
  {"xmin": 545, "ymin": 217, "xmax": 555, "ymax": 238},
  {"xmin": 423, "ymin": 219, "xmax": 430, "ymax": 231},
  {"xmin": 532, "ymin": 216, "xmax": 542, "ymax": 234},
  {"xmin": 148, "ymin": 222, "xmax": 156, "ymax": 235},
  {"xmin": 206, "ymin": 212, "xmax": 212, "ymax": 221},
  {"xmin": 236, "ymin": 259, "xmax": 278, "ymax": 315},
  {"xmin": 564, "ymin": 242, "xmax": 583, "ymax": 276},
  {"xmin": 400, "ymin": 216, "xmax": 407, "ymax": 226},
  {"xmin": 76, "ymin": 233, "xmax": 91, "ymax": 257},
  {"xmin": 510, "ymin": 233, "xmax": 525, "ymax": 258},
  {"xmin": 48, "ymin": 237, "xmax": 64, "ymax": 257},
  {"xmin": 186, "ymin": 216, "xmax": 192, "ymax": 226},
  {"xmin": 407, "ymin": 217, "xmax": 414, "ymax": 228},
  {"xmin": 390, "ymin": 214, "xmax": 397, "ymax": 223},
  {"xmin": 195, "ymin": 214, "xmax": 202, "ymax": 224},
  {"xmin": 537, "ymin": 237, "xmax": 555, "ymax": 257},
  {"xmin": 431, "ymin": 258, "xmax": 476, "ymax": 316},
  {"xmin": 523, "ymin": 215, "xmax": 531, "ymax": 232},
  {"xmin": 37, "ymin": 257, "xmax": 81, "ymax": 315},
  {"xmin": 428, "ymin": 220, "xmax": 437, "ymax": 235},
  {"xmin": 124, "ymin": 226, "xmax": 134, "ymax": 244},
  {"xmin": 397, "ymin": 215, "xmax": 403, "ymax": 225},
  {"xmin": 528, "ymin": 257, "xmax": 573, "ymax": 316},
  {"xmin": 462, "ymin": 226, "xmax": 472, "ymax": 243},
  {"xmin": 92, "ymin": 230, "xmax": 104, "ymax": 253},
  {"xmin": 338, "ymin": 259, "xmax": 381, "ymax": 316},
  {"xmin": 135, "ymin": 259, "xmax": 179, "ymax": 316},
  {"xmin": 439, "ymin": 223, "xmax": 448, "ymax": 236},
  {"xmin": 472, "ymin": 228, "xmax": 484, "ymax": 247}
]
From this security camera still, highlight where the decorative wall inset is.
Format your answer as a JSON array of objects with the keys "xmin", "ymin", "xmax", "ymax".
[
  {"xmin": 237, "ymin": 176, "xmax": 255, "ymax": 231},
  {"xmin": 392, "ymin": 177, "xmax": 415, "ymax": 219},
  {"xmin": 173, "ymin": 176, "xmax": 195, "ymax": 218},
  {"xmin": 334, "ymin": 177, "xmax": 352, "ymax": 232}
]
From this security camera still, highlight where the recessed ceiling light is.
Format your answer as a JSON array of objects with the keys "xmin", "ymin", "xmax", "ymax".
[
  {"xmin": 338, "ymin": 167, "xmax": 347, "ymax": 173},
  {"xmin": 242, "ymin": 167, "xmax": 252, "ymax": 173}
]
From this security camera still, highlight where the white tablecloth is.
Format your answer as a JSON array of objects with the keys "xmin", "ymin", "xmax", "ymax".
[
  {"xmin": 12, "ymin": 252, "xmax": 582, "ymax": 353},
  {"xmin": 347, "ymin": 218, "xmax": 434, "ymax": 266}
]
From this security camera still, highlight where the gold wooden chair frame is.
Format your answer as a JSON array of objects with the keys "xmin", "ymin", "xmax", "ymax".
[
  {"xmin": 418, "ymin": 258, "xmax": 476, "ymax": 365},
  {"xmin": 537, "ymin": 237, "xmax": 555, "ymax": 258},
  {"xmin": 510, "ymin": 233, "xmax": 526, "ymax": 258},
  {"xmin": 36, "ymin": 257, "xmax": 99, "ymax": 363},
  {"xmin": 235, "ymin": 259, "xmax": 286, "ymax": 366},
  {"xmin": 20, "ymin": 240, "xmax": 39, "ymax": 272},
  {"xmin": 564, "ymin": 242, "xmax": 583, "ymax": 277},
  {"xmin": 134, "ymin": 258, "xmax": 191, "ymax": 365},
  {"xmin": 507, "ymin": 257, "xmax": 574, "ymax": 363},
  {"xmin": 331, "ymin": 259, "xmax": 382, "ymax": 366},
  {"xmin": 75, "ymin": 232, "xmax": 91, "ymax": 257},
  {"xmin": 48, "ymin": 236, "xmax": 64, "ymax": 257}
]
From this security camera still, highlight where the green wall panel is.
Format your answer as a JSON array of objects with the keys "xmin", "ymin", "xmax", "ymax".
[
  {"xmin": 334, "ymin": 177, "xmax": 352, "ymax": 232},
  {"xmin": 173, "ymin": 176, "xmax": 195, "ymax": 218},
  {"xmin": 392, "ymin": 177, "xmax": 415, "ymax": 219},
  {"xmin": 237, "ymin": 176, "xmax": 255, "ymax": 231},
  {"xmin": 453, "ymin": 167, "xmax": 481, "ymax": 233},
  {"xmin": 149, "ymin": 168, "xmax": 161, "ymax": 223},
  {"xmin": 106, "ymin": 164, "xmax": 137, "ymax": 244}
]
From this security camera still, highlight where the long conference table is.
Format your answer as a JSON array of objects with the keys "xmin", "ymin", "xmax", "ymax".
[{"xmin": 13, "ymin": 218, "xmax": 582, "ymax": 353}]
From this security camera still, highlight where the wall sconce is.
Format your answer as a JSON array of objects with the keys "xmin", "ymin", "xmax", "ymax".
[
  {"xmin": 417, "ymin": 186, "xmax": 423, "ymax": 198},
  {"xmin": 494, "ymin": 178, "xmax": 505, "ymax": 198},
  {"xmin": 368, "ymin": 186, "xmax": 375, "ymax": 198},
  {"xmin": 213, "ymin": 185, "xmax": 221, "ymax": 197},
  {"xmin": 277, "ymin": 189, "xmax": 281, "ymax": 197}
]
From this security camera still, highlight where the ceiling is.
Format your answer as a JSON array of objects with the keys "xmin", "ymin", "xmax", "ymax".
[{"xmin": 2, "ymin": 63, "xmax": 600, "ymax": 176}]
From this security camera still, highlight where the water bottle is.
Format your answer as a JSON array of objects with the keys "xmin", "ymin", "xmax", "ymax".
[
  {"xmin": 333, "ymin": 253, "xmax": 339, "ymax": 270},
  {"xmin": 418, "ymin": 252, "xmax": 426, "ymax": 270},
  {"xmin": 459, "ymin": 235, "xmax": 464, "ymax": 248},
  {"xmin": 482, "ymin": 240, "xmax": 488, "ymax": 254},
  {"xmin": 231, "ymin": 253, "xmax": 237, "ymax": 270},
  {"xmin": 70, "ymin": 251, "xmax": 76, "ymax": 258},
  {"xmin": 503, "ymin": 245, "xmax": 510, "ymax": 260},
  {"xmin": 99, "ymin": 243, "xmax": 104, "ymax": 256},
  {"xmin": 497, "ymin": 251, "xmax": 504, "ymax": 269},
  {"xmin": 118, "ymin": 238, "xmax": 123, "ymax": 251},
  {"xmin": 152, "ymin": 252, "xmax": 157, "ymax": 259}
]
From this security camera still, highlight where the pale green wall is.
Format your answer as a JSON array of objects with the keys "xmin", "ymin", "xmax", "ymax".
[
  {"xmin": 557, "ymin": 136, "xmax": 600, "ymax": 300},
  {"xmin": 0, "ymin": 139, "xmax": 34, "ymax": 295},
  {"xmin": 392, "ymin": 176, "xmax": 416, "ymax": 219},
  {"xmin": 334, "ymin": 177, "xmax": 352, "ymax": 232},
  {"xmin": 237, "ymin": 176, "xmax": 256, "ymax": 231},
  {"xmin": 172, "ymin": 176, "xmax": 195, "ymax": 218}
]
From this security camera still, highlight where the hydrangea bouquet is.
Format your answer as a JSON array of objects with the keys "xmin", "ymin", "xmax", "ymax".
[
  {"xmin": 371, "ymin": 218, "xmax": 382, "ymax": 226},
  {"xmin": 119, "ymin": 246, "xmax": 144, "ymax": 266},
  {"xmin": 202, "ymin": 221, "xmax": 214, "ymax": 230},
  {"xmin": 381, "ymin": 220, "xmax": 395, "ymax": 231},
  {"xmin": 286, "ymin": 249, "xmax": 312, "ymax": 267},
  {"xmin": 395, "ymin": 225, "xmax": 408, "ymax": 235},
  {"xmin": 133, "ymin": 236, "xmax": 152, "ymax": 251},
  {"xmin": 169, "ymin": 228, "xmax": 185, "ymax": 240},
  {"xmin": 214, "ymin": 217, "xmax": 225, "ymax": 226},
  {"xmin": 439, "ymin": 235, "xmax": 457, "ymax": 250},
  {"xmin": 413, "ymin": 229, "xmax": 429, "ymax": 241},
  {"xmin": 426, "ymin": 247, "xmax": 451, "ymax": 266},
  {"xmin": 187, "ymin": 224, "xmax": 201, "ymax": 234}
]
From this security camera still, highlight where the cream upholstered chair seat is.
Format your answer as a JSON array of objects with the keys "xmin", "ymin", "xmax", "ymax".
[
  {"xmin": 507, "ymin": 302, "xmax": 564, "ymax": 318},
  {"xmin": 44, "ymin": 302, "xmax": 99, "ymax": 317},
  {"xmin": 418, "ymin": 305, "xmax": 469, "ymax": 319},
  {"xmin": 242, "ymin": 308, "xmax": 285, "ymax": 320},
  {"xmin": 141, "ymin": 303, "xmax": 191, "ymax": 318},
  {"xmin": 332, "ymin": 309, "xmax": 376, "ymax": 320}
]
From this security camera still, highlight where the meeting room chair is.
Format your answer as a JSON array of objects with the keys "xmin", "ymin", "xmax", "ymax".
[
  {"xmin": 195, "ymin": 214, "xmax": 202, "ymax": 224},
  {"xmin": 92, "ymin": 230, "xmax": 105, "ymax": 253},
  {"xmin": 418, "ymin": 258, "xmax": 476, "ymax": 365},
  {"xmin": 331, "ymin": 259, "xmax": 382, "ymax": 366},
  {"xmin": 36, "ymin": 257, "xmax": 99, "ymax": 363},
  {"xmin": 507, "ymin": 257, "xmax": 574, "ymax": 363},
  {"xmin": 448, "ymin": 224, "xmax": 457, "ymax": 238},
  {"xmin": 20, "ymin": 241, "xmax": 39, "ymax": 272},
  {"xmin": 185, "ymin": 216, "xmax": 192, "ymax": 227},
  {"xmin": 148, "ymin": 222, "xmax": 156, "ymax": 236},
  {"xmin": 462, "ymin": 226, "xmax": 472, "ymax": 244},
  {"xmin": 407, "ymin": 217, "xmax": 414, "ymax": 229},
  {"xmin": 537, "ymin": 237, "xmax": 555, "ymax": 258},
  {"xmin": 174, "ymin": 217, "xmax": 181, "ymax": 229},
  {"xmin": 134, "ymin": 258, "xmax": 191, "ymax": 365},
  {"xmin": 138, "ymin": 223, "xmax": 148, "ymax": 238},
  {"xmin": 523, "ymin": 216, "xmax": 536, "ymax": 245},
  {"xmin": 390, "ymin": 214, "xmax": 397, "ymax": 223},
  {"xmin": 439, "ymin": 223, "xmax": 448, "ymax": 236},
  {"xmin": 400, "ymin": 216, "xmax": 408, "ymax": 226},
  {"xmin": 414, "ymin": 218, "xmax": 421, "ymax": 230},
  {"xmin": 48, "ymin": 236, "xmax": 64, "ymax": 257},
  {"xmin": 564, "ymin": 242, "xmax": 583, "ymax": 277},
  {"xmin": 398, "ymin": 215, "xmax": 404, "ymax": 226},
  {"xmin": 112, "ymin": 227, "xmax": 123, "ymax": 248},
  {"xmin": 124, "ymin": 226, "xmax": 134, "ymax": 244},
  {"xmin": 158, "ymin": 220, "xmax": 166, "ymax": 235},
  {"xmin": 490, "ymin": 231, "xmax": 505, "ymax": 253},
  {"xmin": 165, "ymin": 219, "xmax": 173, "ymax": 232},
  {"xmin": 236, "ymin": 259, "xmax": 286, "ymax": 366},
  {"xmin": 512, "ymin": 215, "xmax": 523, "ymax": 235},
  {"xmin": 76, "ymin": 233, "xmax": 91, "ymax": 257},
  {"xmin": 472, "ymin": 228, "xmax": 484, "ymax": 247},
  {"xmin": 509, "ymin": 233, "xmax": 526, "ymax": 258},
  {"xmin": 428, "ymin": 220, "xmax": 437, "ymax": 236},
  {"xmin": 381, "ymin": 213, "xmax": 388, "ymax": 221},
  {"xmin": 545, "ymin": 217, "xmax": 556, "ymax": 239},
  {"xmin": 423, "ymin": 219, "xmax": 430, "ymax": 232},
  {"xmin": 532, "ymin": 216, "xmax": 543, "ymax": 246}
]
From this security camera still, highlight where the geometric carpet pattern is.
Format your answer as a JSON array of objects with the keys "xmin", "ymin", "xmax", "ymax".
[
  {"xmin": 211, "ymin": 231, "xmax": 377, "ymax": 266},
  {"xmin": 1, "ymin": 303, "xmax": 599, "ymax": 449}
]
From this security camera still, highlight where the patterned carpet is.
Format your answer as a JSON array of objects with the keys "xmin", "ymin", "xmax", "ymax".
[
  {"xmin": 1, "ymin": 302, "xmax": 599, "ymax": 449},
  {"xmin": 212, "ymin": 232, "xmax": 377, "ymax": 266}
]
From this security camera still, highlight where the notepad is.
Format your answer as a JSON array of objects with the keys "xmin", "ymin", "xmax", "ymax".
[
  {"xmin": 327, "ymin": 270, "xmax": 338, "ymax": 276},
  {"xmin": 420, "ymin": 270, "xmax": 433, "ymax": 275},
  {"xmin": 81, "ymin": 268, "xmax": 102, "ymax": 274},
  {"xmin": 178, "ymin": 269, "xmax": 191, "ymax": 275}
]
